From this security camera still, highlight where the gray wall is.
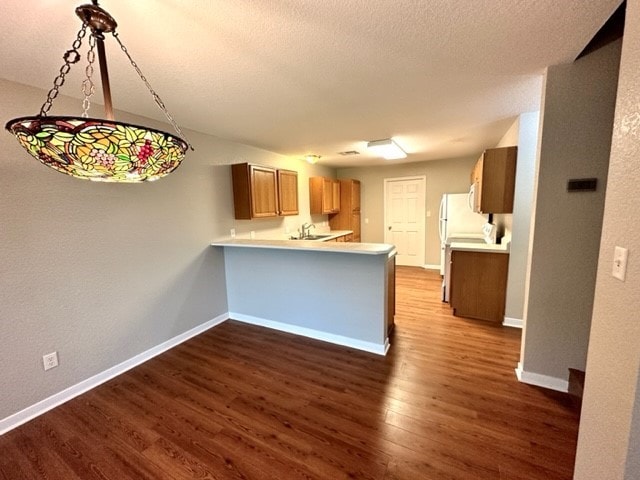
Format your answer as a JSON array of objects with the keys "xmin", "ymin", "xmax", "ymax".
[
  {"xmin": 338, "ymin": 157, "xmax": 476, "ymax": 266},
  {"xmin": 0, "ymin": 78, "xmax": 333, "ymax": 422},
  {"xmin": 574, "ymin": 0, "xmax": 640, "ymax": 476},
  {"xmin": 519, "ymin": 39, "xmax": 621, "ymax": 382},
  {"xmin": 223, "ymin": 247, "xmax": 387, "ymax": 346}
]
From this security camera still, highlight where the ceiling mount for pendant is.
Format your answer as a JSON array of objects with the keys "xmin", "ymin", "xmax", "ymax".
[
  {"xmin": 5, "ymin": 1, "xmax": 193, "ymax": 183},
  {"xmin": 75, "ymin": 3, "xmax": 117, "ymax": 34}
]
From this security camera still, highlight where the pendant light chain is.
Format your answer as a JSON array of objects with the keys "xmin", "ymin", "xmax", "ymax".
[
  {"xmin": 40, "ymin": 24, "xmax": 89, "ymax": 116},
  {"xmin": 112, "ymin": 32, "xmax": 194, "ymax": 150},
  {"xmin": 81, "ymin": 35, "xmax": 97, "ymax": 118}
]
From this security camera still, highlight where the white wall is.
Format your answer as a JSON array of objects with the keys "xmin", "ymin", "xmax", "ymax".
[
  {"xmin": 338, "ymin": 157, "xmax": 476, "ymax": 266},
  {"xmin": 574, "ymin": 0, "xmax": 640, "ymax": 476},
  {"xmin": 0, "ymin": 78, "xmax": 332, "ymax": 424},
  {"xmin": 498, "ymin": 112, "xmax": 540, "ymax": 323},
  {"xmin": 518, "ymin": 38, "xmax": 621, "ymax": 386}
]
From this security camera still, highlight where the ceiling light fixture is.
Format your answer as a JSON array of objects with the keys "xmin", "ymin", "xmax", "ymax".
[
  {"xmin": 5, "ymin": 1, "xmax": 193, "ymax": 182},
  {"xmin": 367, "ymin": 138, "xmax": 407, "ymax": 160},
  {"xmin": 305, "ymin": 155, "xmax": 321, "ymax": 164}
]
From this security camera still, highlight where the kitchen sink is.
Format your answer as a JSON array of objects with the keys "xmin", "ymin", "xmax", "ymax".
[{"xmin": 291, "ymin": 234, "xmax": 332, "ymax": 241}]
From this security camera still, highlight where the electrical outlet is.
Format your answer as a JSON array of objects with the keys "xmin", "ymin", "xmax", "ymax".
[
  {"xmin": 43, "ymin": 352, "xmax": 59, "ymax": 371},
  {"xmin": 250, "ymin": 231, "xmax": 255, "ymax": 239},
  {"xmin": 230, "ymin": 228, "xmax": 236, "ymax": 238}
]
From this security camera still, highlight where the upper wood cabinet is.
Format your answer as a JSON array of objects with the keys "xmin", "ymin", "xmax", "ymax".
[
  {"xmin": 232, "ymin": 163, "xmax": 299, "ymax": 219},
  {"xmin": 471, "ymin": 146, "xmax": 517, "ymax": 214},
  {"xmin": 277, "ymin": 169, "xmax": 299, "ymax": 216},
  {"xmin": 310, "ymin": 177, "xmax": 340, "ymax": 214},
  {"xmin": 329, "ymin": 179, "xmax": 361, "ymax": 242}
]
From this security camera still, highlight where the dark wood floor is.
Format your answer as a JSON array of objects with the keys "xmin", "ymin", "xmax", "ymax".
[{"xmin": 0, "ymin": 267, "xmax": 579, "ymax": 479}]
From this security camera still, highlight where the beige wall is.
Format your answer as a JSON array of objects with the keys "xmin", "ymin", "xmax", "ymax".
[
  {"xmin": 0, "ymin": 78, "xmax": 332, "ymax": 423},
  {"xmin": 519, "ymin": 38, "xmax": 621, "ymax": 384},
  {"xmin": 338, "ymin": 157, "xmax": 476, "ymax": 266},
  {"xmin": 574, "ymin": 0, "xmax": 640, "ymax": 476}
]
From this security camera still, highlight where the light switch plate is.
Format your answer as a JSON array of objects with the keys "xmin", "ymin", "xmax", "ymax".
[{"xmin": 612, "ymin": 246, "xmax": 628, "ymax": 281}]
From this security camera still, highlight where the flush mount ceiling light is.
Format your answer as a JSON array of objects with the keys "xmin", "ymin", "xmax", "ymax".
[
  {"xmin": 305, "ymin": 155, "xmax": 321, "ymax": 164},
  {"xmin": 5, "ymin": 1, "xmax": 192, "ymax": 182},
  {"xmin": 366, "ymin": 138, "xmax": 407, "ymax": 160}
]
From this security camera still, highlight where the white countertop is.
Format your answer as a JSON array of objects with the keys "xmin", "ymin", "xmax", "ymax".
[
  {"xmin": 449, "ymin": 241, "xmax": 510, "ymax": 254},
  {"xmin": 211, "ymin": 238, "xmax": 396, "ymax": 256}
]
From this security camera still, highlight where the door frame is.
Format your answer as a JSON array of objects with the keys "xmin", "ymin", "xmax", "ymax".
[{"xmin": 383, "ymin": 175, "xmax": 426, "ymax": 267}]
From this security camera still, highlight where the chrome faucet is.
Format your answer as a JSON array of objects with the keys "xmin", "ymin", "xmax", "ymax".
[{"xmin": 300, "ymin": 222, "xmax": 315, "ymax": 239}]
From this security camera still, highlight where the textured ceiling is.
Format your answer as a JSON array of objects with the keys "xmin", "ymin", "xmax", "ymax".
[{"xmin": 0, "ymin": 0, "xmax": 621, "ymax": 167}]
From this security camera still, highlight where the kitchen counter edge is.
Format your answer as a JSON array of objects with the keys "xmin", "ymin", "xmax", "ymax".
[
  {"xmin": 449, "ymin": 241, "xmax": 510, "ymax": 254},
  {"xmin": 211, "ymin": 239, "xmax": 397, "ymax": 256}
]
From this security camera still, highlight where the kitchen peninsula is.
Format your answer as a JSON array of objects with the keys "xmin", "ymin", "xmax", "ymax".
[{"xmin": 211, "ymin": 239, "xmax": 397, "ymax": 355}]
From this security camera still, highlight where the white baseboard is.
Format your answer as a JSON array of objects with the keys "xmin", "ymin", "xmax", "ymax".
[
  {"xmin": 230, "ymin": 312, "xmax": 388, "ymax": 356},
  {"xmin": 503, "ymin": 316, "xmax": 523, "ymax": 328},
  {"xmin": 0, "ymin": 314, "xmax": 228, "ymax": 436},
  {"xmin": 423, "ymin": 264, "xmax": 441, "ymax": 270},
  {"xmin": 515, "ymin": 362, "xmax": 568, "ymax": 392}
]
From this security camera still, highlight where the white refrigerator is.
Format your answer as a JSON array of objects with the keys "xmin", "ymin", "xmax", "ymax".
[{"xmin": 438, "ymin": 193, "xmax": 488, "ymax": 275}]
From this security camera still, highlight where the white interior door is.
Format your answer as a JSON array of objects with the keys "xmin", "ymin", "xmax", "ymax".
[{"xmin": 384, "ymin": 176, "xmax": 426, "ymax": 267}]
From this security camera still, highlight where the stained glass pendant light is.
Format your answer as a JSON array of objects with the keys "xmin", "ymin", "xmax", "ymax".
[{"xmin": 5, "ymin": 1, "xmax": 192, "ymax": 182}]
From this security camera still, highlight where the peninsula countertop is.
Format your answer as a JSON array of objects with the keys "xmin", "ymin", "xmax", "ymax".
[{"xmin": 211, "ymin": 239, "xmax": 397, "ymax": 256}]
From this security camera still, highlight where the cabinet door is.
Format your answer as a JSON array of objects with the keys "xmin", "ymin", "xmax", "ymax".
[
  {"xmin": 250, "ymin": 165, "xmax": 278, "ymax": 217},
  {"xmin": 479, "ymin": 146, "xmax": 517, "ymax": 213},
  {"xmin": 332, "ymin": 180, "xmax": 341, "ymax": 213},
  {"xmin": 471, "ymin": 146, "xmax": 517, "ymax": 214},
  {"xmin": 471, "ymin": 156, "xmax": 483, "ymax": 213},
  {"xmin": 311, "ymin": 177, "xmax": 341, "ymax": 214},
  {"xmin": 352, "ymin": 213, "xmax": 361, "ymax": 242},
  {"xmin": 352, "ymin": 180, "xmax": 361, "ymax": 212},
  {"xmin": 450, "ymin": 250, "xmax": 509, "ymax": 323},
  {"xmin": 277, "ymin": 169, "xmax": 298, "ymax": 216},
  {"xmin": 323, "ymin": 178, "xmax": 334, "ymax": 213}
]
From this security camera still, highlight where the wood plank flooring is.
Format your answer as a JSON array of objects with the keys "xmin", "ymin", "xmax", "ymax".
[{"xmin": 0, "ymin": 267, "xmax": 579, "ymax": 479}]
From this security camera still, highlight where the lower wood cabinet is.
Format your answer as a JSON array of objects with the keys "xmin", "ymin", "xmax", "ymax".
[{"xmin": 449, "ymin": 250, "xmax": 509, "ymax": 324}]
